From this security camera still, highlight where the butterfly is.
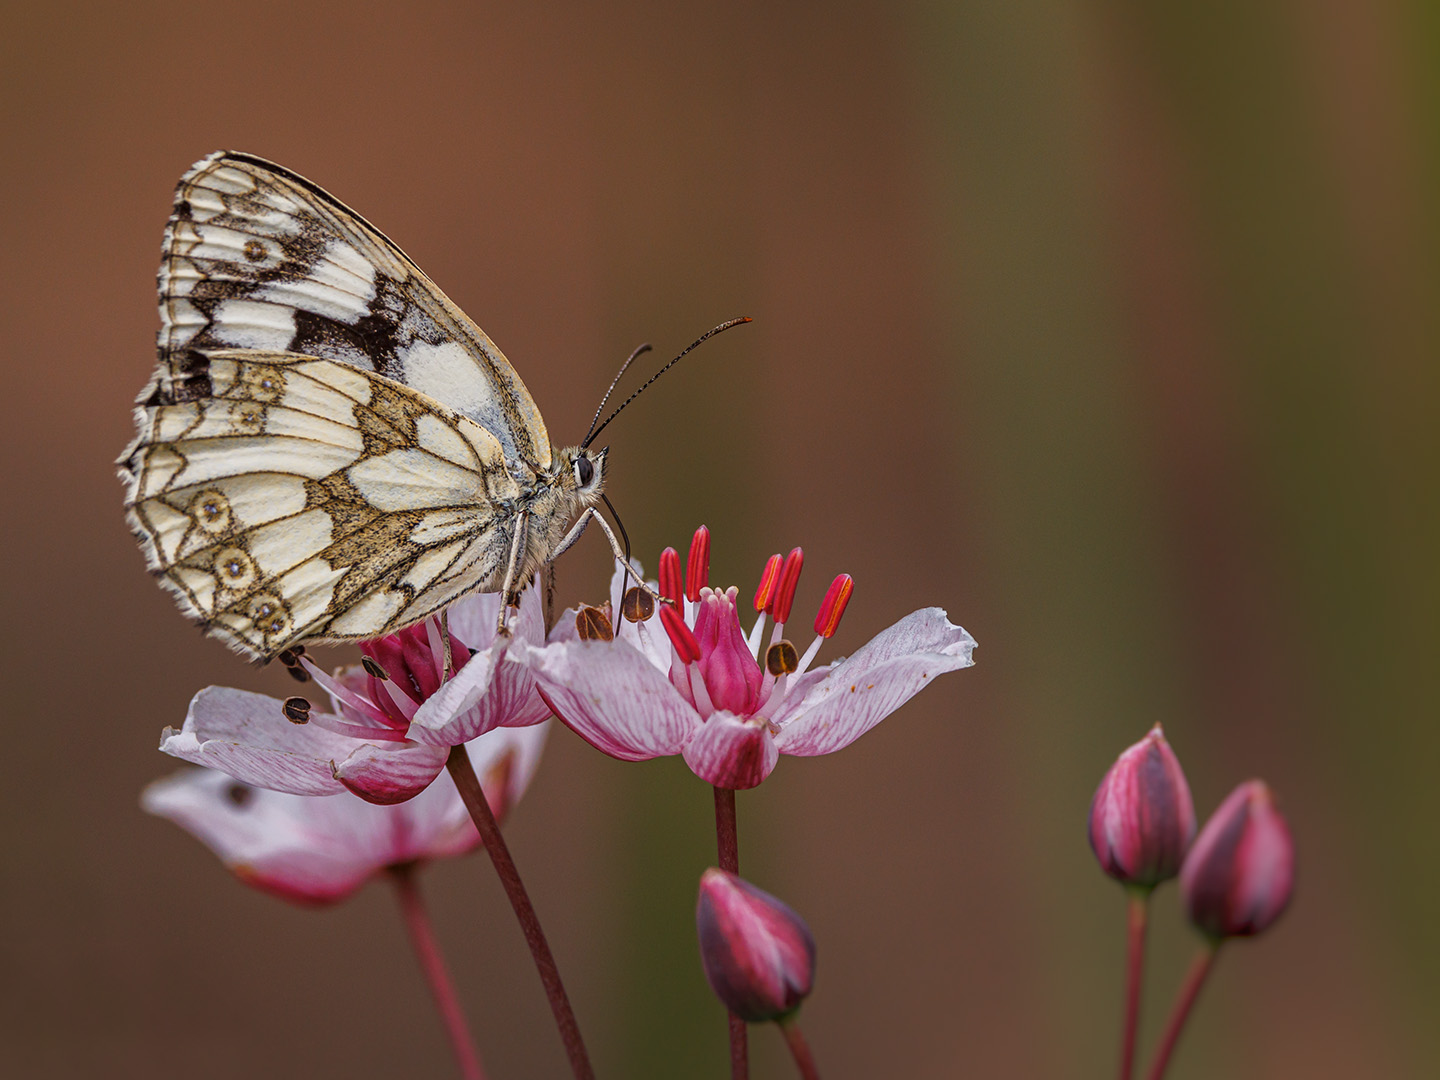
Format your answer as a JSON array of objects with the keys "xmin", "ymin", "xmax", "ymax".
[{"xmin": 119, "ymin": 151, "xmax": 721, "ymax": 662}]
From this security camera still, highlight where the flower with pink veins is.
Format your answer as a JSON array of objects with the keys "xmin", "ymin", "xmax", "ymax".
[
  {"xmin": 160, "ymin": 585, "xmax": 551, "ymax": 805},
  {"xmin": 509, "ymin": 527, "xmax": 977, "ymax": 789},
  {"xmin": 143, "ymin": 723, "xmax": 549, "ymax": 905}
]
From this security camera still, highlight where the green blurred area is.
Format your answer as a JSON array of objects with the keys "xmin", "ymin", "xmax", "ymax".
[{"xmin": 2, "ymin": 1, "xmax": 1435, "ymax": 1076}]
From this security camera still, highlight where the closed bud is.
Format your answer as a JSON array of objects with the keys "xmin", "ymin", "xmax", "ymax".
[
  {"xmin": 696, "ymin": 868, "xmax": 815, "ymax": 1023},
  {"xmin": 1181, "ymin": 780, "xmax": 1294, "ymax": 940},
  {"xmin": 1088, "ymin": 724, "xmax": 1196, "ymax": 888}
]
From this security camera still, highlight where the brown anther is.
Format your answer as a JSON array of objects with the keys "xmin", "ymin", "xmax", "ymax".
[
  {"xmin": 277, "ymin": 646, "xmax": 310, "ymax": 681},
  {"xmin": 225, "ymin": 782, "xmax": 254, "ymax": 807},
  {"xmin": 575, "ymin": 604, "xmax": 615, "ymax": 642},
  {"xmin": 361, "ymin": 655, "xmax": 389, "ymax": 680},
  {"xmin": 622, "ymin": 586, "xmax": 655, "ymax": 623},
  {"xmin": 281, "ymin": 696, "xmax": 312, "ymax": 724},
  {"xmin": 766, "ymin": 639, "xmax": 800, "ymax": 676}
]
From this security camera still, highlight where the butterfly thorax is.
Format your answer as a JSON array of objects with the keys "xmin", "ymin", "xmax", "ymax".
[{"xmin": 512, "ymin": 444, "xmax": 605, "ymax": 587}]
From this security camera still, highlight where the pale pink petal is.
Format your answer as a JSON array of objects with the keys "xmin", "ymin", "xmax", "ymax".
[
  {"xmin": 142, "ymin": 769, "xmax": 385, "ymax": 904},
  {"xmin": 413, "ymin": 722, "xmax": 554, "ymax": 856},
  {"xmin": 406, "ymin": 635, "xmax": 550, "ymax": 746},
  {"xmin": 159, "ymin": 686, "xmax": 356, "ymax": 795},
  {"xmin": 549, "ymin": 609, "xmax": 582, "ymax": 645},
  {"xmin": 333, "ymin": 741, "xmax": 450, "ymax": 805},
  {"xmin": 511, "ymin": 638, "xmax": 699, "ymax": 760},
  {"xmin": 681, "ymin": 712, "xmax": 780, "ymax": 790},
  {"xmin": 444, "ymin": 590, "xmax": 505, "ymax": 650},
  {"xmin": 772, "ymin": 608, "xmax": 976, "ymax": 757},
  {"xmin": 444, "ymin": 575, "xmax": 545, "ymax": 651},
  {"xmin": 609, "ymin": 562, "xmax": 674, "ymax": 672}
]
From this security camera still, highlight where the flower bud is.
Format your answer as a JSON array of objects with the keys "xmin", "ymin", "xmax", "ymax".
[
  {"xmin": 696, "ymin": 868, "xmax": 815, "ymax": 1022},
  {"xmin": 1088, "ymin": 724, "xmax": 1196, "ymax": 888},
  {"xmin": 1181, "ymin": 780, "xmax": 1294, "ymax": 940}
]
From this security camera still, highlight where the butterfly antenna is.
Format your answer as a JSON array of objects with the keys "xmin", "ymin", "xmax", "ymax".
[
  {"xmin": 581, "ymin": 316, "xmax": 752, "ymax": 448},
  {"xmin": 582, "ymin": 342, "xmax": 653, "ymax": 448}
]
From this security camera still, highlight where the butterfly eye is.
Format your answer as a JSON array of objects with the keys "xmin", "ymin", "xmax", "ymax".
[{"xmin": 575, "ymin": 455, "xmax": 595, "ymax": 487}]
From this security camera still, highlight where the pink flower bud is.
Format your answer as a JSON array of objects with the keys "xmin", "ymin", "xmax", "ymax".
[
  {"xmin": 1181, "ymin": 780, "xmax": 1294, "ymax": 939},
  {"xmin": 697, "ymin": 868, "xmax": 816, "ymax": 1023},
  {"xmin": 1088, "ymin": 724, "xmax": 1196, "ymax": 888}
]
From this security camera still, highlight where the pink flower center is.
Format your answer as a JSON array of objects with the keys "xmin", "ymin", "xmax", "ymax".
[
  {"xmin": 655, "ymin": 527, "xmax": 855, "ymax": 723},
  {"xmin": 294, "ymin": 617, "xmax": 473, "ymax": 741}
]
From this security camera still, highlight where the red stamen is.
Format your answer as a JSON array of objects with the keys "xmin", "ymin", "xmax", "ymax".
[
  {"xmin": 660, "ymin": 604, "xmax": 702, "ymax": 664},
  {"xmin": 658, "ymin": 546, "xmax": 683, "ymax": 609},
  {"xmin": 686, "ymin": 525, "xmax": 711, "ymax": 601},
  {"xmin": 753, "ymin": 553, "xmax": 783, "ymax": 613},
  {"xmin": 772, "ymin": 547, "xmax": 804, "ymax": 622},
  {"xmin": 814, "ymin": 574, "xmax": 853, "ymax": 638}
]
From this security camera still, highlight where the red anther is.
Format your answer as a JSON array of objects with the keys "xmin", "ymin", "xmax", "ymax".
[
  {"xmin": 814, "ymin": 574, "xmax": 854, "ymax": 638},
  {"xmin": 772, "ymin": 547, "xmax": 804, "ymax": 622},
  {"xmin": 658, "ymin": 546, "xmax": 683, "ymax": 609},
  {"xmin": 753, "ymin": 553, "xmax": 783, "ymax": 613},
  {"xmin": 660, "ymin": 604, "xmax": 702, "ymax": 664},
  {"xmin": 686, "ymin": 525, "xmax": 711, "ymax": 602}
]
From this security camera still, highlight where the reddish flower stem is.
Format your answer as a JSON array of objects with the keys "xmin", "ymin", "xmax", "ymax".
[
  {"xmin": 778, "ymin": 1017, "xmax": 822, "ymax": 1080},
  {"xmin": 388, "ymin": 864, "xmax": 487, "ymax": 1080},
  {"xmin": 1143, "ymin": 943, "xmax": 1221, "ymax": 1080},
  {"xmin": 446, "ymin": 745, "xmax": 594, "ymax": 1080},
  {"xmin": 713, "ymin": 785, "xmax": 749, "ymax": 1080},
  {"xmin": 1118, "ymin": 888, "xmax": 1151, "ymax": 1080}
]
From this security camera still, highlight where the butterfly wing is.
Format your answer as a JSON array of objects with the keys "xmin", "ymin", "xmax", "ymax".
[
  {"xmin": 154, "ymin": 151, "xmax": 552, "ymax": 471},
  {"xmin": 122, "ymin": 349, "xmax": 526, "ymax": 659}
]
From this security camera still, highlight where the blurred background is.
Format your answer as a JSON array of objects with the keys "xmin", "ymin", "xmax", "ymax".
[{"xmin": 3, "ymin": 1, "xmax": 1436, "ymax": 1076}]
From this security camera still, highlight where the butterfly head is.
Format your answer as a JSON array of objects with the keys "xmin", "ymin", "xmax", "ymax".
[{"xmin": 557, "ymin": 444, "xmax": 607, "ymax": 503}]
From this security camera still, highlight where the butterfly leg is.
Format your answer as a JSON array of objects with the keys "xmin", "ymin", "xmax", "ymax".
[
  {"xmin": 553, "ymin": 508, "xmax": 659, "ymax": 601},
  {"xmin": 495, "ymin": 510, "xmax": 531, "ymax": 638},
  {"xmin": 440, "ymin": 609, "xmax": 454, "ymax": 681}
]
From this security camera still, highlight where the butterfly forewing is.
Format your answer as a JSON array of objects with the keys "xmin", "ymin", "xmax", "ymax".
[
  {"xmin": 156, "ymin": 151, "xmax": 552, "ymax": 470},
  {"xmin": 125, "ymin": 350, "xmax": 527, "ymax": 658}
]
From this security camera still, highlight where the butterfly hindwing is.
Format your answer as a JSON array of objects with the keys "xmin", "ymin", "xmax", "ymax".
[
  {"xmin": 124, "ymin": 349, "xmax": 526, "ymax": 659},
  {"xmin": 156, "ymin": 151, "xmax": 553, "ymax": 470}
]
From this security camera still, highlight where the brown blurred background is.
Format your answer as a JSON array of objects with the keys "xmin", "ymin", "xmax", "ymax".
[{"xmin": 3, "ymin": 1, "xmax": 1437, "ymax": 1076}]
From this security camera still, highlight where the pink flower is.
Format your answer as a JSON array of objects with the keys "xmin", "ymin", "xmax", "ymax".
[
  {"xmin": 160, "ymin": 587, "xmax": 550, "ymax": 805},
  {"xmin": 142, "ymin": 723, "xmax": 548, "ymax": 905},
  {"xmin": 1088, "ymin": 724, "xmax": 1196, "ymax": 888},
  {"xmin": 1181, "ymin": 780, "xmax": 1295, "ymax": 939},
  {"xmin": 697, "ymin": 868, "xmax": 816, "ymax": 1022},
  {"xmin": 509, "ymin": 528, "xmax": 976, "ymax": 789}
]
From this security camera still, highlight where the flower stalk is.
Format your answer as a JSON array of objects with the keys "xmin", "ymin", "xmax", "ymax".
[
  {"xmin": 713, "ymin": 785, "xmax": 748, "ymax": 1079},
  {"xmin": 1143, "ymin": 943, "xmax": 1219, "ymax": 1080},
  {"xmin": 1119, "ymin": 888, "xmax": 1150, "ymax": 1080},
  {"xmin": 779, "ymin": 1017, "xmax": 822, "ymax": 1080},
  {"xmin": 444, "ymin": 745, "xmax": 594, "ymax": 1080},
  {"xmin": 388, "ymin": 864, "xmax": 487, "ymax": 1080}
]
